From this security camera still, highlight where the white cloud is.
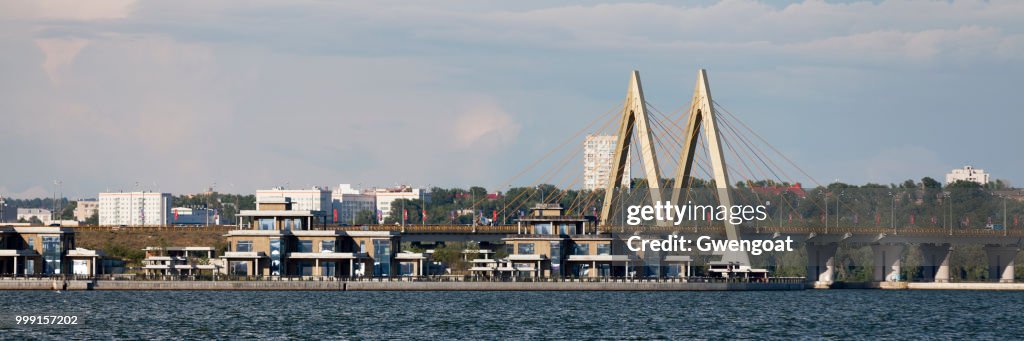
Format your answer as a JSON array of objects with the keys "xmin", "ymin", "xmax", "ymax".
[
  {"xmin": 35, "ymin": 38, "xmax": 90, "ymax": 84},
  {"xmin": 452, "ymin": 100, "xmax": 521, "ymax": 149}
]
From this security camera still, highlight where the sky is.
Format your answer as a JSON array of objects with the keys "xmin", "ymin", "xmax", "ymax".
[{"xmin": 1, "ymin": 0, "xmax": 1022, "ymax": 199}]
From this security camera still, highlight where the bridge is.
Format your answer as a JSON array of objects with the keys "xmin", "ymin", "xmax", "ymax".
[{"xmin": 345, "ymin": 68, "xmax": 1023, "ymax": 285}]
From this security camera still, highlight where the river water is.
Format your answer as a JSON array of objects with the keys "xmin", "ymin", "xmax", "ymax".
[{"xmin": 2, "ymin": 290, "xmax": 1021, "ymax": 339}]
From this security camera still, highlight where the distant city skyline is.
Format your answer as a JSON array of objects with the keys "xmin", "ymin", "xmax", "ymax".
[{"xmin": 2, "ymin": 1, "xmax": 1022, "ymax": 198}]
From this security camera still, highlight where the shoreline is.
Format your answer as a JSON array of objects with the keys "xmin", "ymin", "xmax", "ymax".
[{"xmin": 4, "ymin": 279, "xmax": 1024, "ymax": 291}]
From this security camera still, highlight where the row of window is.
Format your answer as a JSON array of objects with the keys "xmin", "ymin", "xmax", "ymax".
[{"xmin": 516, "ymin": 242, "xmax": 611, "ymax": 256}]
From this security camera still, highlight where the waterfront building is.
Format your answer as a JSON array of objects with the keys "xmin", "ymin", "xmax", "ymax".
[
  {"xmin": 374, "ymin": 186, "xmax": 429, "ymax": 221},
  {"xmin": 256, "ymin": 187, "xmax": 332, "ymax": 223},
  {"xmin": 142, "ymin": 246, "xmax": 219, "ymax": 275},
  {"xmin": 583, "ymin": 134, "xmax": 630, "ymax": 191},
  {"xmin": 0, "ymin": 226, "xmax": 76, "ymax": 276},
  {"xmin": 332, "ymin": 184, "xmax": 376, "ymax": 225},
  {"xmin": 98, "ymin": 192, "xmax": 173, "ymax": 227},
  {"xmin": 223, "ymin": 197, "xmax": 404, "ymax": 277},
  {"xmin": 946, "ymin": 165, "xmax": 990, "ymax": 185},
  {"xmin": 17, "ymin": 208, "xmax": 52, "ymax": 224},
  {"xmin": 170, "ymin": 207, "xmax": 219, "ymax": 226},
  {"xmin": 504, "ymin": 203, "xmax": 628, "ymax": 278},
  {"xmin": 73, "ymin": 199, "xmax": 99, "ymax": 222}
]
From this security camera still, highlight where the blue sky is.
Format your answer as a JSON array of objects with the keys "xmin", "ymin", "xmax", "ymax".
[{"xmin": 1, "ymin": 0, "xmax": 1022, "ymax": 198}]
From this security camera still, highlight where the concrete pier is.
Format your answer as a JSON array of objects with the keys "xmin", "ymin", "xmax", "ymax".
[
  {"xmin": 871, "ymin": 244, "xmax": 905, "ymax": 282},
  {"xmin": 984, "ymin": 245, "xmax": 1019, "ymax": 283},
  {"xmin": 919, "ymin": 244, "xmax": 952, "ymax": 283},
  {"xmin": 806, "ymin": 243, "xmax": 838, "ymax": 287}
]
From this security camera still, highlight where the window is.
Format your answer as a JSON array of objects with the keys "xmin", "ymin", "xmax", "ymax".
[
  {"xmin": 297, "ymin": 240, "xmax": 313, "ymax": 253},
  {"xmin": 230, "ymin": 261, "xmax": 248, "ymax": 276},
  {"xmin": 42, "ymin": 236, "xmax": 61, "ymax": 275},
  {"xmin": 573, "ymin": 244, "xmax": 590, "ymax": 255},
  {"xmin": 518, "ymin": 243, "xmax": 535, "ymax": 255},
  {"xmin": 27, "ymin": 237, "xmax": 34, "ymax": 251},
  {"xmin": 559, "ymin": 224, "xmax": 574, "ymax": 235},
  {"xmin": 597, "ymin": 243, "xmax": 611, "ymax": 255},
  {"xmin": 372, "ymin": 239, "xmax": 391, "ymax": 276},
  {"xmin": 236, "ymin": 241, "xmax": 253, "ymax": 252},
  {"xmin": 534, "ymin": 223, "xmax": 552, "ymax": 235},
  {"xmin": 549, "ymin": 241, "xmax": 561, "ymax": 277},
  {"xmin": 321, "ymin": 240, "xmax": 335, "ymax": 252},
  {"xmin": 269, "ymin": 239, "xmax": 283, "ymax": 276},
  {"xmin": 258, "ymin": 218, "xmax": 274, "ymax": 230}
]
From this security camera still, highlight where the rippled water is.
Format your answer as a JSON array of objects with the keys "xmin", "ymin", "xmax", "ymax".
[{"xmin": 2, "ymin": 290, "xmax": 1022, "ymax": 339}]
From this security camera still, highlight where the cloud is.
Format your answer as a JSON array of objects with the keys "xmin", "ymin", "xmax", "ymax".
[
  {"xmin": 35, "ymin": 38, "xmax": 90, "ymax": 84},
  {"xmin": 3, "ymin": 0, "xmax": 136, "ymax": 21},
  {"xmin": 452, "ymin": 100, "xmax": 521, "ymax": 149}
]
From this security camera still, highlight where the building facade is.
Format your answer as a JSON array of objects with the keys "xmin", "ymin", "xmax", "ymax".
[
  {"xmin": 332, "ymin": 184, "xmax": 376, "ymax": 225},
  {"xmin": 170, "ymin": 207, "xmax": 220, "ymax": 226},
  {"xmin": 946, "ymin": 165, "xmax": 990, "ymax": 185},
  {"xmin": 74, "ymin": 199, "xmax": 98, "ymax": 222},
  {"xmin": 98, "ymin": 192, "xmax": 173, "ymax": 227},
  {"xmin": 0, "ymin": 197, "xmax": 15, "ymax": 223},
  {"xmin": 583, "ymin": 134, "xmax": 630, "ymax": 191},
  {"xmin": 256, "ymin": 187, "xmax": 332, "ymax": 223},
  {"xmin": 374, "ymin": 186, "xmax": 429, "ymax": 221},
  {"xmin": 224, "ymin": 197, "xmax": 413, "ymax": 277},
  {"xmin": 501, "ymin": 204, "xmax": 628, "ymax": 278},
  {"xmin": 0, "ymin": 226, "xmax": 76, "ymax": 276},
  {"xmin": 17, "ymin": 208, "xmax": 52, "ymax": 224}
]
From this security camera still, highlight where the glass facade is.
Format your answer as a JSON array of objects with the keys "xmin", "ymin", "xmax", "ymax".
[
  {"xmin": 321, "ymin": 240, "xmax": 335, "ymax": 252},
  {"xmin": 534, "ymin": 223, "xmax": 552, "ymax": 235},
  {"xmin": 27, "ymin": 237, "xmax": 34, "ymax": 251},
  {"xmin": 597, "ymin": 243, "xmax": 611, "ymax": 255},
  {"xmin": 236, "ymin": 240, "xmax": 253, "ymax": 252},
  {"xmin": 42, "ymin": 236, "xmax": 61, "ymax": 275},
  {"xmin": 230, "ymin": 261, "xmax": 248, "ymax": 276},
  {"xmin": 572, "ymin": 244, "xmax": 590, "ymax": 255},
  {"xmin": 321, "ymin": 262, "xmax": 335, "ymax": 277},
  {"xmin": 270, "ymin": 239, "xmax": 283, "ymax": 276},
  {"xmin": 517, "ymin": 243, "xmax": 535, "ymax": 255},
  {"xmin": 372, "ymin": 239, "xmax": 391, "ymax": 276},
  {"xmin": 297, "ymin": 240, "xmax": 313, "ymax": 253},
  {"xmin": 549, "ymin": 241, "xmax": 561, "ymax": 277},
  {"xmin": 295, "ymin": 261, "xmax": 313, "ymax": 276},
  {"xmin": 558, "ymin": 224, "xmax": 574, "ymax": 235},
  {"xmin": 258, "ymin": 218, "xmax": 275, "ymax": 230}
]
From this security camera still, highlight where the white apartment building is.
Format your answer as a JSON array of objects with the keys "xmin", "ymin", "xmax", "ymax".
[
  {"xmin": 946, "ymin": 165, "xmax": 990, "ymax": 185},
  {"xmin": 374, "ymin": 186, "xmax": 428, "ymax": 221},
  {"xmin": 332, "ymin": 184, "xmax": 376, "ymax": 225},
  {"xmin": 74, "ymin": 199, "xmax": 98, "ymax": 222},
  {"xmin": 98, "ymin": 192, "xmax": 173, "ymax": 227},
  {"xmin": 17, "ymin": 208, "xmax": 53, "ymax": 224},
  {"xmin": 256, "ymin": 187, "xmax": 332, "ymax": 223},
  {"xmin": 583, "ymin": 134, "xmax": 630, "ymax": 191}
]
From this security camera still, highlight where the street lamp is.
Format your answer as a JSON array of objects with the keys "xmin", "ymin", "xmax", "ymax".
[{"xmin": 889, "ymin": 191, "xmax": 896, "ymax": 234}]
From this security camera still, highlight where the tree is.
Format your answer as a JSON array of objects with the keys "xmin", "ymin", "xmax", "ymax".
[
  {"xmin": 28, "ymin": 216, "xmax": 44, "ymax": 225},
  {"xmin": 85, "ymin": 211, "xmax": 99, "ymax": 225},
  {"xmin": 921, "ymin": 177, "xmax": 942, "ymax": 189},
  {"xmin": 60, "ymin": 201, "xmax": 78, "ymax": 220}
]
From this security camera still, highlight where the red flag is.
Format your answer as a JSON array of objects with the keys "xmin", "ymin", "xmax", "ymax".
[
  {"xmin": 931, "ymin": 216, "xmax": 937, "ymax": 225},
  {"xmin": 422, "ymin": 209, "xmax": 427, "ymax": 223},
  {"xmin": 174, "ymin": 209, "xmax": 178, "ymax": 221},
  {"xmin": 492, "ymin": 210, "xmax": 497, "ymax": 221},
  {"xmin": 910, "ymin": 214, "xmax": 915, "ymax": 225},
  {"xmin": 403, "ymin": 209, "xmax": 408, "ymax": 221},
  {"xmin": 333, "ymin": 208, "xmax": 338, "ymax": 222},
  {"xmin": 875, "ymin": 213, "xmax": 881, "ymax": 225}
]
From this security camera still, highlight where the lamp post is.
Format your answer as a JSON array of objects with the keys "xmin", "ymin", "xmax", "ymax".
[
  {"xmin": 943, "ymin": 191, "xmax": 952, "ymax": 235},
  {"xmin": 889, "ymin": 191, "xmax": 896, "ymax": 234}
]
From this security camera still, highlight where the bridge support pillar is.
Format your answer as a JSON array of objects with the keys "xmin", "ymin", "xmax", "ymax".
[
  {"xmin": 984, "ymin": 245, "xmax": 1018, "ymax": 283},
  {"xmin": 919, "ymin": 244, "xmax": 952, "ymax": 283},
  {"xmin": 872, "ymin": 244, "xmax": 904, "ymax": 282},
  {"xmin": 806, "ymin": 243, "xmax": 838, "ymax": 286}
]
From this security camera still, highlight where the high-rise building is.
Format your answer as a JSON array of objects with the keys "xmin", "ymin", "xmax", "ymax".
[
  {"xmin": 583, "ymin": 134, "xmax": 629, "ymax": 191},
  {"xmin": 946, "ymin": 165, "xmax": 990, "ymax": 185},
  {"xmin": 98, "ymin": 192, "xmax": 173, "ymax": 227},
  {"xmin": 332, "ymin": 184, "xmax": 376, "ymax": 225},
  {"xmin": 256, "ymin": 187, "xmax": 332, "ymax": 223}
]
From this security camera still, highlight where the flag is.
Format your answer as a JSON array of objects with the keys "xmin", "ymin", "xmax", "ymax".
[
  {"xmin": 1015, "ymin": 215, "xmax": 1019, "ymax": 226},
  {"xmin": 403, "ymin": 209, "xmax": 408, "ymax": 222},
  {"xmin": 333, "ymin": 208, "xmax": 338, "ymax": 222},
  {"xmin": 788, "ymin": 213, "xmax": 792, "ymax": 223},
  {"xmin": 492, "ymin": 210, "xmax": 497, "ymax": 222},
  {"xmin": 449, "ymin": 210, "xmax": 455, "ymax": 222},
  {"xmin": 376, "ymin": 209, "xmax": 383, "ymax": 223},
  {"xmin": 988, "ymin": 216, "xmax": 993, "ymax": 225},
  {"xmin": 422, "ymin": 209, "xmax": 427, "ymax": 224},
  {"xmin": 910, "ymin": 214, "xmax": 915, "ymax": 225},
  {"xmin": 853, "ymin": 214, "xmax": 859, "ymax": 224},
  {"xmin": 931, "ymin": 216, "xmax": 937, "ymax": 225},
  {"xmin": 173, "ymin": 208, "xmax": 178, "ymax": 221},
  {"xmin": 875, "ymin": 213, "xmax": 881, "ymax": 225}
]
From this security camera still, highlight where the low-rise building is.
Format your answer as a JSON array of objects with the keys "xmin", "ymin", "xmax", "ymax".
[
  {"xmin": 17, "ymin": 208, "xmax": 52, "ymax": 224},
  {"xmin": 256, "ymin": 187, "xmax": 332, "ymax": 223},
  {"xmin": 0, "ymin": 226, "xmax": 76, "ymax": 276},
  {"xmin": 142, "ymin": 246, "xmax": 219, "ymax": 275},
  {"xmin": 74, "ymin": 199, "xmax": 98, "ymax": 222},
  {"xmin": 170, "ymin": 207, "xmax": 220, "ymax": 226},
  {"xmin": 223, "ymin": 197, "xmax": 404, "ymax": 277},
  {"xmin": 332, "ymin": 184, "xmax": 376, "ymax": 225},
  {"xmin": 503, "ymin": 203, "xmax": 628, "ymax": 278},
  {"xmin": 374, "ymin": 186, "xmax": 429, "ymax": 221},
  {"xmin": 946, "ymin": 165, "xmax": 990, "ymax": 185}
]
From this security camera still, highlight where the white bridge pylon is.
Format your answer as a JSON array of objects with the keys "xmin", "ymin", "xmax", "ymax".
[{"xmin": 599, "ymin": 69, "xmax": 750, "ymax": 265}]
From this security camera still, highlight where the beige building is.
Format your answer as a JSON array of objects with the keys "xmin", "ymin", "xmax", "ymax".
[
  {"xmin": 223, "ymin": 197, "xmax": 422, "ymax": 277},
  {"xmin": 946, "ymin": 165, "xmax": 990, "ymax": 185},
  {"xmin": 74, "ymin": 199, "xmax": 98, "ymax": 222},
  {"xmin": 502, "ymin": 203, "xmax": 628, "ymax": 278}
]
